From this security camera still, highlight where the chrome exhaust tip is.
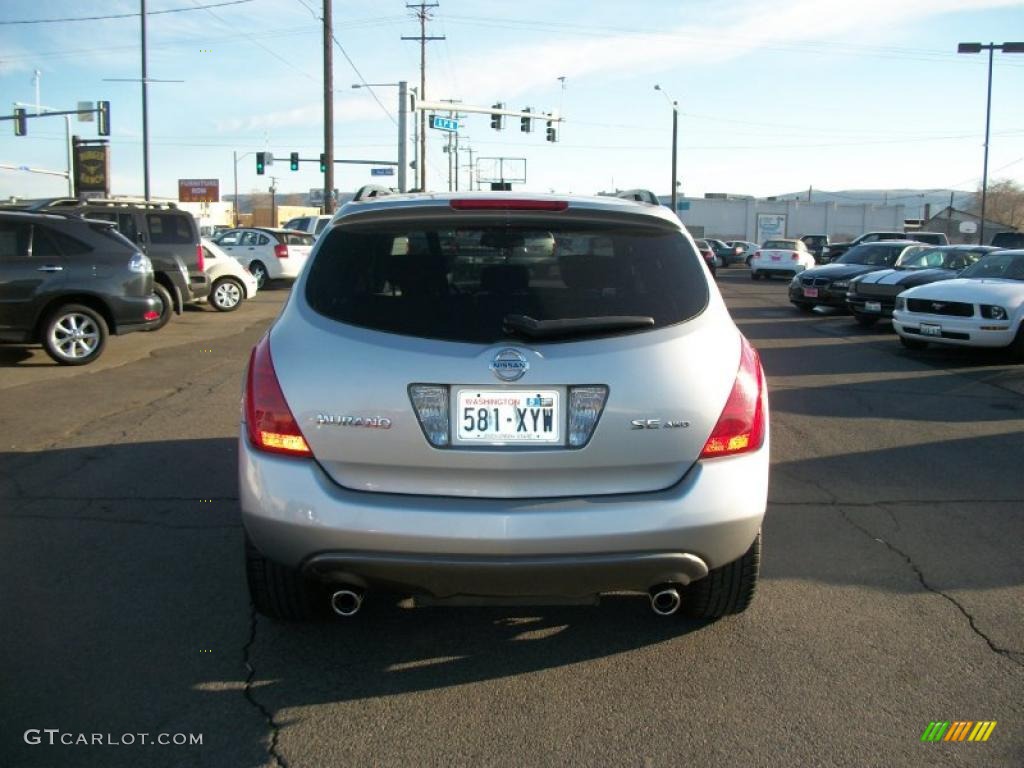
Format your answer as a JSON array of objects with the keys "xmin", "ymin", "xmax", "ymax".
[
  {"xmin": 650, "ymin": 587, "xmax": 681, "ymax": 616},
  {"xmin": 330, "ymin": 589, "xmax": 364, "ymax": 617}
]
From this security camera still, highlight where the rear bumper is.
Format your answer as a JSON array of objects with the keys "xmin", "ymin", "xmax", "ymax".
[
  {"xmin": 239, "ymin": 429, "xmax": 768, "ymax": 597},
  {"xmin": 109, "ymin": 294, "xmax": 162, "ymax": 335},
  {"xmin": 753, "ymin": 265, "xmax": 804, "ymax": 278},
  {"xmin": 305, "ymin": 551, "xmax": 710, "ymax": 597}
]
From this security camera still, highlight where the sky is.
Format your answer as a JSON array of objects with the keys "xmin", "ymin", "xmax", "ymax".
[{"xmin": 2, "ymin": 0, "xmax": 1024, "ymax": 204}]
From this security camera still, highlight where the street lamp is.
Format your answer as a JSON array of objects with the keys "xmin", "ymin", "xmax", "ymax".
[
  {"xmin": 654, "ymin": 84, "xmax": 678, "ymax": 215},
  {"xmin": 351, "ymin": 81, "xmax": 409, "ymax": 192},
  {"xmin": 956, "ymin": 41, "xmax": 1024, "ymax": 245}
]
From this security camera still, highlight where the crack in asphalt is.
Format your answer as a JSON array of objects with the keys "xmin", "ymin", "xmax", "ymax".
[
  {"xmin": 1, "ymin": 495, "xmax": 240, "ymax": 502},
  {"xmin": 767, "ymin": 471, "xmax": 1024, "ymax": 667},
  {"xmin": 1, "ymin": 512, "xmax": 241, "ymax": 530},
  {"xmin": 769, "ymin": 497, "xmax": 1024, "ymax": 507},
  {"xmin": 243, "ymin": 607, "xmax": 288, "ymax": 768},
  {"xmin": 838, "ymin": 507, "xmax": 1024, "ymax": 669}
]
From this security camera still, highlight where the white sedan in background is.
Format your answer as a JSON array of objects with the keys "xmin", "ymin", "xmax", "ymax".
[
  {"xmin": 201, "ymin": 238, "xmax": 258, "ymax": 312},
  {"xmin": 213, "ymin": 228, "xmax": 315, "ymax": 288},
  {"xmin": 749, "ymin": 239, "xmax": 817, "ymax": 280},
  {"xmin": 893, "ymin": 250, "xmax": 1024, "ymax": 358}
]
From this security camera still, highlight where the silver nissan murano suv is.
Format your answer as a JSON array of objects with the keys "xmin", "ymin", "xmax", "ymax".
[{"xmin": 240, "ymin": 192, "xmax": 769, "ymax": 621}]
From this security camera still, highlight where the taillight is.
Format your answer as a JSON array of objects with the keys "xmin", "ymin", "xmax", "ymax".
[
  {"xmin": 245, "ymin": 335, "xmax": 311, "ymax": 457},
  {"xmin": 700, "ymin": 335, "xmax": 767, "ymax": 459},
  {"xmin": 791, "ymin": 252, "xmax": 800, "ymax": 261},
  {"xmin": 274, "ymin": 244, "xmax": 289, "ymax": 259},
  {"xmin": 752, "ymin": 251, "xmax": 761, "ymax": 260},
  {"xmin": 450, "ymin": 199, "xmax": 568, "ymax": 211},
  {"xmin": 196, "ymin": 244, "xmax": 205, "ymax": 272}
]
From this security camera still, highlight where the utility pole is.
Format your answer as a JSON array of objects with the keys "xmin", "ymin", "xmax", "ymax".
[
  {"xmin": 141, "ymin": 0, "xmax": 150, "ymax": 200},
  {"xmin": 439, "ymin": 98, "xmax": 460, "ymax": 192},
  {"xmin": 233, "ymin": 150, "xmax": 239, "ymax": 226},
  {"xmin": 269, "ymin": 177, "xmax": 277, "ymax": 227},
  {"xmin": 323, "ymin": 0, "xmax": 335, "ymax": 214},
  {"xmin": 402, "ymin": 2, "xmax": 444, "ymax": 192}
]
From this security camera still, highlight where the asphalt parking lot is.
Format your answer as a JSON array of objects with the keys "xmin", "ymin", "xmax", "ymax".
[{"xmin": 1, "ymin": 271, "xmax": 1022, "ymax": 768}]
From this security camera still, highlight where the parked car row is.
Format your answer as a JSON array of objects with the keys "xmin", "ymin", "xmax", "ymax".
[
  {"xmin": 0, "ymin": 198, "xmax": 279, "ymax": 365},
  {"xmin": 776, "ymin": 241, "xmax": 1023, "ymax": 359}
]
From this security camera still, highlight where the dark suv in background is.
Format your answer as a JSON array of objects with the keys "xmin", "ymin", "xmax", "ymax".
[
  {"xmin": 0, "ymin": 211, "xmax": 161, "ymax": 364},
  {"xmin": 1, "ymin": 198, "xmax": 208, "ymax": 329}
]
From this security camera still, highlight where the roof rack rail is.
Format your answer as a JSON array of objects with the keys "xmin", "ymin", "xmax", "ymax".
[
  {"xmin": 352, "ymin": 184, "xmax": 394, "ymax": 202},
  {"xmin": 43, "ymin": 197, "xmax": 180, "ymax": 211}
]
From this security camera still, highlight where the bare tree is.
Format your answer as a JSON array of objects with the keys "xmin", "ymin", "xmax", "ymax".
[{"xmin": 968, "ymin": 179, "xmax": 1024, "ymax": 229}]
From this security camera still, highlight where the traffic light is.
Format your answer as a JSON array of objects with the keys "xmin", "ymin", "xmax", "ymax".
[
  {"xmin": 546, "ymin": 119, "xmax": 557, "ymax": 143},
  {"xmin": 290, "ymin": 152, "xmax": 299, "ymax": 171},
  {"xmin": 13, "ymin": 107, "xmax": 27, "ymax": 136},
  {"xmin": 97, "ymin": 101, "xmax": 110, "ymax": 136},
  {"xmin": 520, "ymin": 107, "xmax": 532, "ymax": 133},
  {"xmin": 256, "ymin": 152, "xmax": 266, "ymax": 175},
  {"xmin": 319, "ymin": 153, "xmax": 327, "ymax": 172},
  {"xmin": 490, "ymin": 103, "xmax": 504, "ymax": 130}
]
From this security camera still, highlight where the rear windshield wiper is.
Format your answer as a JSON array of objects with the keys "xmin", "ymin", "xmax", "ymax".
[{"xmin": 502, "ymin": 314, "xmax": 655, "ymax": 339}]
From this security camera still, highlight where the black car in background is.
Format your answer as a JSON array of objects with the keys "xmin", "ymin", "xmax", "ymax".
[
  {"xmin": 788, "ymin": 240, "xmax": 927, "ymax": 312},
  {"xmin": 846, "ymin": 245, "xmax": 999, "ymax": 327},
  {"xmin": 0, "ymin": 211, "xmax": 161, "ymax": 365},
  {"xmin": 825, "ymin": 230, "xmax": 948, "ymax": 262},
  {"xmin": 0, "ymin": 198, "xmax": 208, "ymax": 330},
  {"xmin": 800, "ymin": 234, "xmax": 830, "ymax": 263}
]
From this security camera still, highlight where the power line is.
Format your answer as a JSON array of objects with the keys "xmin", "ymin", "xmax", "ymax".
[
  {"xmin": 0, "ymin": 0, "xmax": 253, "ymax": 25},
  {"xmin": 331, "ymin": 35, "xmax": 398, "ymax": 126},
  {"xmin": 190, "ymin": 0, "xmax": 317, "ymax": 82}
]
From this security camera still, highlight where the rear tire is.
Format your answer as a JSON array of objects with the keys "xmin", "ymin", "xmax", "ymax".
[
  {"xmin": 249, "ymin": 261, "xmax": 268, "ymax": 290},
  {"xmin": 853, "ymin": 312, "xmax": 878, "ymax": 328},
  {"xmin": 42, "ymin": 304, "xmax": 108, "ymax": 365},
  {"xmin": 246, "ymin": 536, "xmax": 324, "ymax": 621},
  {"xmin": 681, "ymin": 532, "xmax": 760, "ymax": 619},
  {"xmin": 900, "ymin": 335, "xmax": 928, "ymax": 350},
  {"xmin": 210, "ymin": 277, "xmax": 245, "ymax": 312},
  {"xmin": 148, "ymin": 283, "xmax": 173, "ymax": 331},
  {"xmin": 750, "ymin": 271, "xmax": 760, "ymax": 280}
]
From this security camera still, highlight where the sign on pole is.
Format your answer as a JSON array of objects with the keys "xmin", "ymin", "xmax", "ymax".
[
  {"xmin": 429, "ymin": 115, "xmax": 459, "ymax": 132},
  {"xmin": 73, "ymin": 142, "xmax": 109, "ymax": 196},
  {"xmin": 77, "ymin": 101, "xmax": 94, "ymax": 122},
  {"xmin": 370, "ymin": 168, "xmax": 395, "ymax": 177},
  {"xmin": 178, "ymin": 178, "xmax": 220, "ymax": 203}
]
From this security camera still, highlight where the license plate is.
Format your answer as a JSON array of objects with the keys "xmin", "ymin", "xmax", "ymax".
[
  {"xmin": 771, "ymin": 255, "xmax": 781, "ymax": 262},
  {"xmin": 865, "ymin": 301, "xmax": 881, "ymax": 313},
  {"xmin": 803, "ymin": 287, "xmax": 819, "ymax": 298},
  {"xmin": 455, "ymin": 389, "xmax": 561, "ymax": 445},
  {"xmin": 920, "ymin": 323, "xmax": 942, "ymax": 337}
]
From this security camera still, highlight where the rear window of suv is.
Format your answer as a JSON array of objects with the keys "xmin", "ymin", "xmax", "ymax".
[
  {"xmin": 305, "ymin": 219, "xmax": 709, "ymax": 343},
  {"xmin": 146, "ymin": 213, "xmax": 195, "ymax": 244}
]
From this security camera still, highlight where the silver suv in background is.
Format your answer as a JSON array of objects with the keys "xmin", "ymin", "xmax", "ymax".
[
  {"xmin": 283, "ymin": 214, "xmax": 333, "ymax": 239},
  {"xmin": 240, "ymin": 193, "xmax": 769, "ymax": 622}
]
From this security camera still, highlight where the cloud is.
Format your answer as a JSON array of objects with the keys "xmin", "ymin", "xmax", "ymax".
[
  {"xmin": 441, "ymin": 0, "xmax": 1024, "ymax": 101},
  {"xmin": 212, "ymin": 94, "xmax": 394, "ymax": 133}
]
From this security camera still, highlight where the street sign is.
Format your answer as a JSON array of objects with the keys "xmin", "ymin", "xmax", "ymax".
[
  {"xmin": 430, "ymin": 115, "xmax": 459, "ymax": 132},
  {"xmin": 178, "ymin": 178, "xmax": 220, "ymax": 203},
  {"xmin": 371, "ymin": 167, "xmax": 395, "ymax": 176},
  {"xmin": 77, "ymin": 101, "xmax": 94, "ymax": 122}
]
